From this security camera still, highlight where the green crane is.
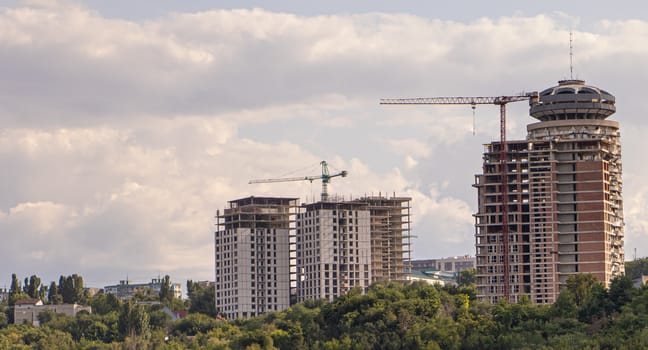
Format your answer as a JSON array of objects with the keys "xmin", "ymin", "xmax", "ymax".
[{"xmin": 249, "ymin": 161, "xmax": 348, "ymax": 202}]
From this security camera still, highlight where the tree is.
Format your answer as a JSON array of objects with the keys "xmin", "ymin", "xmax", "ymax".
[
  {"xmin": 10, "ymin": 274, "xmax": 20, "ymax": 295},
  {"xmin": 88, "ymin": 293, "xmax": 121, "ymax": 315},
  {"xmin": 23, "ymin": 275, "xmax": 41, "ymax": 299},
  {"xmin": 625, "ymin": 258, "xmax": 648, "ymax": 280},
  {"xmin": 172, "ymin": 313, "xmax": 218, "ymax": 336},
  {"xmin": 608, "ymin": 275, "xmax": 635, "ymax": 313},
  {"xmin": 187, "ymin": 280, "xmax": 217, "ymax": 317},
  {"xmin": 72, "ymin": 274, "xmax": 85, "ymax": 303},
  {"xmin": 48, "ymin": 282, "xmax": 62, "ymax": 305},
  {"xmin": 118, "ymin": 299, "xmax": 150, "ymax": 339},
  {"xmin": 148, "ymin": 308, "xmax": 172, "ymax": 331},
  {"xmin": 38, "ymin": 284, "xmax": 48, "ymax": 302},
  {"xmin": 59, "ymin": 274, "xmax": 85, "ymax": 304},
  {"xmin": 0, "ymin": 311, "xmax": 7, "ymax": 329},
  {"xmin": 38, "ymin": 309, "xmax": 59, "ymax": 325},
  {"xmin": 8, "ymin": 273, "xmax": 28, "ymax": 306},
  {"xmin": 457, "ymin": 269, "xmax": 476, "ymax": 287},
  {"xmin": 564, "ymin": 274, "xmax": 602, "ymax": 308},
  {"xmin": 159, "ymin": 275, "xmax": 173, "ymax": 304}
]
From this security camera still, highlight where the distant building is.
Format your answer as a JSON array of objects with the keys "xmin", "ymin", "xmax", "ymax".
[
  {"xmin": 162, "ymin": 306, "xmax": 188, "ymax": 321},
  {"xmin": 411, "ymin": 256, "xmax": 475, "ymax": 273},
  {"xmin": 85, "ymin": 287, "xmax": 101, "ymax": 298},
  {"xmin": 215, "ymin": 196, "xmax": 297, "ymax": 319},
  {"xmin": 13, "ymin": 299, "xmax": 91, "ymax": 326},
  {"xmin": 193, "ymin": 281, "xmax": 215, "ymax": 288},
  {"xmin": 411, "ymin": 259, "xmax": 437, "ymax": 271},
  {"xmin": 407, "ymin": 270, "xmax": 457, "ymax": 286},
  {"xmin": 104, "ymin": 278, "xmax": 182, "ymax": 300},
  {"xmin": 434, "ymin": 256, "xmax": 475, "ymax": 273},
  {"xmin": 0, "ymin": 287, "xmax": 8, "ymax": 303}
]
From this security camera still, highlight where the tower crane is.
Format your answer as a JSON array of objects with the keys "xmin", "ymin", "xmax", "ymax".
[
  {"xmin": 380, "ymin": 92, "xmax": 539, "ymax": 301},
  {"xmin": 249, "ymin": 160, "xmax": 348, "ymax": 202}
]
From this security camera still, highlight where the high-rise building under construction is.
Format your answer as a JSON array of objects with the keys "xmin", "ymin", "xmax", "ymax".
[
  {"xmin": 215, "ymin": 194, "xmax": 411, "ymax": 318},
  {"xmin": 215, "ymin": 196, "xmax": 298, "ymax": 319},
  {"xmin": 296, "ymin": 195, "xmax": 411, "ymax": 303},
  {"xmin": 474, "ymin": 80, "xmax": 624, "ymax": 304}
]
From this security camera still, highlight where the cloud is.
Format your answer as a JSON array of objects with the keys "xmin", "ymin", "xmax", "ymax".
[
  {"xmin": 387, "ymin": 138, "xmax": 431, "ymax": 158},
  {"xmin": 404, "ymin": 155, "xmax": 418, "ymax": 169},
  {"xmin": 1, "ymin": 2, "xmax": 648, "ymax": 286}
]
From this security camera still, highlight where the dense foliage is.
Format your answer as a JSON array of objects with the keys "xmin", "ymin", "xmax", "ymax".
[
  {"xmin": 625, "ymin": 257, "xmax": 648, "ymax": 279},
  {"xmin": 2, "ymin": 272, "xmax": 648, "ymax": 349}
]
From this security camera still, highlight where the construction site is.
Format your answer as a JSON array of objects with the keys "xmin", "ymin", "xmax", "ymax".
[
  {"xmin": 381, "ymin": 78, "xmax": 624, "ymax": 305},
  {"xmin": 215, "ymin": 162, "xmax": 412, "ymax": 318},
  {"xmin": 472, "ymin": 79, "xmax": 624, "ymax": 304},
  {"xmin": 216, "ymin": 76, "xmax": 625, "ymax": 318}
]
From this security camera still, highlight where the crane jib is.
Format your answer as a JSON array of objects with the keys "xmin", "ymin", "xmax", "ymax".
[
  {"xmin": 379, "ymin": 91, "xmax": 539, "ymax": 302},
  {"xmin": 379, "ymin": 95, "xmax": 535, "ymax": 105}
]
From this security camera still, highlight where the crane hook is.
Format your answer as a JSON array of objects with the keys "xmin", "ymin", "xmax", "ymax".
[{"xmin": 471, "ymin": 104, "xmax": 476, "ymax": 136}]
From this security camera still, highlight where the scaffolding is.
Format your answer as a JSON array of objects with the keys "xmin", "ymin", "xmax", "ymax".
[{"xmin": 355, "ymin": 196, "xmax": 412, "ymax": 283}]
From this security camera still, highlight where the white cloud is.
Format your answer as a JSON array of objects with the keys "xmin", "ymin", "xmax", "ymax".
[
  {"xmin": 404, "ymin": 155, "xmax": 418, "ymax": 169},
  {"xmin": 387, "ymin": 138, "xmax": 431, "ymax": 158},
  {"xmin": 1, "ymin": 2, "xmax": 647, "ymax": 285}
]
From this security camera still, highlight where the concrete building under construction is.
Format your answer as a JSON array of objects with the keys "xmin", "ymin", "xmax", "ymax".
[
  {"xmin": 215, "ymin": 196, "xmax": 298, "ymax": 319},
  {"xmin": 215, "ymin": 194, "xmax": 411, "ymax": 317},
  {"xmin": 361, "ymin": 196, "xmax": 412, "ymax": 283},
  {"xmin": 474, "ymin": 80, "xmax": 624, "ymax": 304},
  {"xmin": 296, "ymin": 195, "xmax": 412, "ymax": 302},
  {"xmin": 296, "ymin": 200, "xmax": 372, "ymax": 302}
]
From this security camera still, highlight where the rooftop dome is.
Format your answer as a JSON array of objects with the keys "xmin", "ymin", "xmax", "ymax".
[{"xmin": 530, "ymin": 80, "xmax": 615, "ymax": 121}]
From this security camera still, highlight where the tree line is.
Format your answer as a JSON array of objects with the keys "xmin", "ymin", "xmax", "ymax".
[{"xmin": 1, "ymin": 259, "xmax": 648, "ymax": 349}]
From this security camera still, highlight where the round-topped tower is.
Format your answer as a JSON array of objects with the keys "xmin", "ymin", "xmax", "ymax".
[
  {"xmin": 527, "ymin": 79, "xmax": 624, "ymax": 290},
  {"xmin": 474, "ymin": 79, "xmax": 624, "ymax": 305},
  {"xmin": 527, "ymin": 80, "xmax": 619, "ymax": 140},
  {"xmin": 530, "ymin": 79, "xmax": 615, "ymax": 121}
]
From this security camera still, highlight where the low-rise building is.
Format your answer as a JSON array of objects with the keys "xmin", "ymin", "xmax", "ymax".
[
  {"xmin": 407, "ymin": 270, "xmax": 456, "ymax": 286},
  {"xmin": 434, "ymin": 255, "xmax": 475, "ymax": 273},
  {"xmin": 104, "ymin": 278, "xmax": 182, "ymax": 300},
  {"xmin": 14, "ymin": 299, "xmax": 91, "ymax": 326},
  {"xmin": 411, "ymin": 259, "xmax": 437, "ymax": 271},
  {"xmin": 411, "ymin": 256, "xmax": 475, "ymax": 274}
]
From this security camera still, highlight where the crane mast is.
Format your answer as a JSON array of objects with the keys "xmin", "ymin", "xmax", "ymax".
[
  {"xmin": 381, "ymin": 92, "xmax": 538, "ymax": 301},
  {"xmin": 249, "ymin": 161, "xmax": 348, "ymax": 202}
]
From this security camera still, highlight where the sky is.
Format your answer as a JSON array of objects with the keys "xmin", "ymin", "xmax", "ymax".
[{"xmin": 2, "ymin": 0, "xmax": 648, "ymax": 290}]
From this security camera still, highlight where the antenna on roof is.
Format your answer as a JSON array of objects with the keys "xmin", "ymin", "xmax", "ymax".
[{"xmin": 569, "ymin": 30, "xmax": 574, "ymax": 79}]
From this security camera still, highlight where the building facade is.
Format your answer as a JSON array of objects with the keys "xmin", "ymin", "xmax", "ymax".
[
  {"xmin": 361, "ymin": 196, "xmax": 412, "ymax": 283},
  {"xmin": 215, "ymin": 196, "xmax": 297, "ymax": 319},
  {"xmin": 434, "ymin": 255, "xmax": 476, "ymax": 273},
  {"xmin": 296, "ymin": 201, "xmax": 372, "ymax": 302},
  {"xmin": 104, "ymin": 278, "xmax": 182, "ymax": 300},
  {"xmin": 14, "ymin": 299, "xmax": 91, "ymax": 326},
  {"xmin": 410, "ymin": 259, "xmax": 437, "ymax": 271},
  {"xmin": 215, "ymin": 195, "xmax": 412, "ymax": 315},
  {"xmin": 296, "ymin": 195, "xmax": 411, "ymax": 302},
  {"xmin": 474, "ymin": 80, "xmax": 624, "ymax": 304}
]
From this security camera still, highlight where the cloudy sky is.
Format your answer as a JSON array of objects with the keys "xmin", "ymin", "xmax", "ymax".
[{"xmin": 2, "ymin": 0, "xmax": 648, "ymax": 290}]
